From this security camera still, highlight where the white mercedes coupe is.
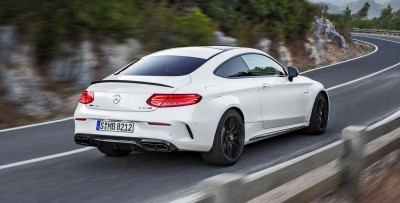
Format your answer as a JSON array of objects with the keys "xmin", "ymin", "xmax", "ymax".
[{"xmin": 74, "ymin": 46, "xmax": 329, "ymax": 166}]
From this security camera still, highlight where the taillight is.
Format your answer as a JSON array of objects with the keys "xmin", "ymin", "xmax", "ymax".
[
  {"xmin": 146, "ymin": 94, "xmax": 202, "ymax": 108},
  {"xmin": 79, "ymin": 91, "xmax": 94, "ymax": 104},
  {"xmin": 147, "ymin": 122, "xmax": 171, "ymax": 126}
]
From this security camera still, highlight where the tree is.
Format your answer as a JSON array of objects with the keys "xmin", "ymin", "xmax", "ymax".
[
  {"xmin": 353, "ymin": 2, "xmax": 370, "ymax": 20},
  {"xmin": 341, "ymin": 7, "xmax": 353, "ymax": 39},
  {"xmin": 378, "ymin": 5, "xmax": 394, "ymax": 29},
  {"xmin": 352, "ymin": 3, "xmax": 370, "ymax": 29},
  {"xmin": 322, "ymin": 4, "xmax": 329, "ymax": 17},
  {"xmin": 393, "ymin": 9, "xmax": 400, "ymax": 30},
  {"xmin": 172, "ymin": 8, "xmax": 213, "ymax": 46}
]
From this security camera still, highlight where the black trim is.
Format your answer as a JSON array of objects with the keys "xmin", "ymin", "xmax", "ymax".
[
  {"xmin": 75, "ymin": 134, "xmax": 178, "ymax": 152},
  {"xmin": 206, "ymin": 46, "xmax": 239, "ymax": 51},
  {"xmin": 205, "ymin": 48, "xmax": 232, "ymax": 62},
  {"xmin": 249, "ymin": 126, "xmax": 305, "ymax": 141},
  {"xmin": 113, "ymin": 59, "xmax": 139, "ymax": 75},
  {"xmin": 213, "ymin": 52, "xmax": 289, "ymax": 79},
  {"xmin": 213, "ymin": 56, "xmax": 254, "ymax": 79},
  {"xmin": 90, "ymin": 80, "xmax": 174, "ymax": 88},
  {"xmin": 186, "ymin": 124, "xmax": 194, "ymax": 139},
  {"xmin": 115, "ymin": 47, "xmax": 233, "ymax": 76}
]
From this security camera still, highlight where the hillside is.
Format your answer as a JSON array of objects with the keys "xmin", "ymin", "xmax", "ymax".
[
  {"xmin": 0, "ymin": 1, "xmax": 373, "ymax": 129},
  {"xmin": 311, "ymin": 0, "xmax": 400, "ymax": 18},
  {"xmin": 386, "ymin": 0, "xmax": 400, "ymax": 10},
  {"xmin": 347, "ymin": 0, "xmax": 384, "ymax": 18}
]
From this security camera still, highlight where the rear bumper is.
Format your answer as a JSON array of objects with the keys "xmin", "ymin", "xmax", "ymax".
[
  {"xmin": 75, "ymin": 133, "xmax": 179, "ymax": 152},
  {"xmin": 74, "ymin": 103, "xmax": 223, "ymax": 152}
]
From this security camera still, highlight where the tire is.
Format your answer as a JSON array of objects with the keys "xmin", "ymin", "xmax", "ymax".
[
  {"xmin": 97, "ymin": 146, "xmax": 131, "ymax": 157},
  {"xmin": 304, "ymin": 93, "xmax": 329, "ymax": 135},
  {"xmin": 201, "ymin": 109, "xmax": 245, "ymax": 166}
]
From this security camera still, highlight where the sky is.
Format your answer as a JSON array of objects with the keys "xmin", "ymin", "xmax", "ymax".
[{"xmin": 308, "ymin": 0, "xmax": 393, "ymax": 6}]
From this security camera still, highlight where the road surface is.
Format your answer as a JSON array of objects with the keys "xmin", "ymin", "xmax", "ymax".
[{"xmin": 0, "ymin": 34, "xmax": 399, "ymax": 202}]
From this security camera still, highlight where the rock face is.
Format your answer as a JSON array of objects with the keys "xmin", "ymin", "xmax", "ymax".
[
  {"xmin": 99, "ymin": 39, "xmax": 143, "ymax": 77},
  {"xmin": 0, "ymin": 26, "xmax": 64, "ymax": 117},
  {"xmin": 213, "ymin": 31, "xmax": 237, "ymax": 46},
  {"xmin": 0, "ymin": 26, "xmax": 143, "ymax": 117},
  {"xmin": 277, "ymin": 42, "xmax": 293, "ymax": 67},
  {"xmin": 305, "ymin": 16, "xmax": 348, "ymax": 65},
  {"xmin": 0, "ymin": 20, "xmax": 351, "ymax": 119},
  {"xmin": 48, "ymin": 41, "xmax": 95, "ymax": 87},
  {"xmin": 0, "ymin": 26, "xmax": 16, "ymax": 65},
  {"xmin": 48, "ymin": 38, "xmax": 142, "ymax": 88},
  {"xmin": 313, "ymin": 16, "xmax": 347, "ymax": 48},
  {"xmin": 257, "ymin": 38, "xmax": 272, "ymax": 53}
]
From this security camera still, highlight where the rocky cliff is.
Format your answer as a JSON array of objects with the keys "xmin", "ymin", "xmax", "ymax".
[{"xmin": 0, "ymin": 17, "xmax": 373, "ymax": 128}]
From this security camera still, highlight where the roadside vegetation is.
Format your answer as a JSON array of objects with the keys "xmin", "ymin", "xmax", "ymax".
[
  {"xmin": 352, "ymin": 3, "xmax": 400, "ymax": 30},
  {"xmin": 319, "ymin": 2, "xmax": 400, "ymax": 41},
  {"xmin": 0, "ymin": 0, "xmax": 317, "ymax": 69},
  {"xmin": 0, "ymin": 1, "xmax": 375, "ymax": 129}
]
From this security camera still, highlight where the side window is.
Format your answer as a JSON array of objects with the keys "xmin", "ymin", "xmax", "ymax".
[
  {"xmin": 241, "ymin": 54, "xmax": 286, "ymax": 77},
  {"xmin": 215, "ymin": 57, "xmax": 252, "ymax": 78}
]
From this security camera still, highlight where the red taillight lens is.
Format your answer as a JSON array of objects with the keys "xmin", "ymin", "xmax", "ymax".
[
  {"xmin": 79, "ymin": 91, "xmax": 94, "ymax": 104},
  {"xmin": 146, "ymin": 94, "xmax": 202, "ymax": 108}
]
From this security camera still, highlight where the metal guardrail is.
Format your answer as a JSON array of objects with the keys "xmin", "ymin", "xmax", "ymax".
[
  {"xmin": 352, "ymin": 28, "xmax": 400, "ymax": 36},
  {"xmin": 172, "ymin": 111, "xmax": 400, "ymax": 203}
]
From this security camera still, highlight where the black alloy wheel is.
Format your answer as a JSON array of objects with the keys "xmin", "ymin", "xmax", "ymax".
[
  {"xmin": 202, "ymin": 109, "xmax": 245, "ymax": 166},
  {"xmin": 304, "ymin": 93, "xmax": 329, "ymax": 135},
  {"xmin": 316, "ymin": 97, "xmax": 328, "ymax": 131},
  {"xmin": 221, "ymin": 115, "xmax": 244, "ymax": 160}
]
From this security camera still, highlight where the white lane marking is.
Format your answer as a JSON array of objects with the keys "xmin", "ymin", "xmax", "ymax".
[
  {"xmin": 360, "ymin": 36, "xmax": 400, "ymax": 44},
  {"xmin": 0, "ymin": 147, "xmax": 93, "ymax": 170},
  {"xmin": 327, "ymin": 62, "xmax": 400, "ymax": 91},
  {"xmin": 302, "ymin": 39, "xmax": 378, "ymax": 74},
  {"xmin": 0, "ymin": 117, "xmax": 73, "ymax": 133},
  {"xmin": 354, "ymin": 33, "xmax": 400, "ymax": 40}
]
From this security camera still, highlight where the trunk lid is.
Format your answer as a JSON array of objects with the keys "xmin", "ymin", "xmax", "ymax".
[{"xmin": 86, "ymin": 75, "xmax": 191, "ymax": 112}]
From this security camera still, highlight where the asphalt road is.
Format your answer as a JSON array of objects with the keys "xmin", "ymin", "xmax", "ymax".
[{"xmin": 0, "ymin": 35, "xmax": 399, "ymax": 203}]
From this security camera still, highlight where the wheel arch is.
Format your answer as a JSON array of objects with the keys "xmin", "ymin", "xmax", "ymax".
[
  {"xmin": 319, "ymin": 90, "xmax": 330, "ymax": 110},
  {"xmin": 305, "ymin": 87, "xmax": 330, "ymax": 123},
  {"xmin": 227, "ymin": 107, "xmax": 245, "ymax": 123}
]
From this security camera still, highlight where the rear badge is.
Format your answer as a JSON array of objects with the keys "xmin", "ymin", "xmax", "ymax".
[
  {"xmin": 113, "ymin": 94, "xmax": 121, "ymax": 104},
  {"xmin": 139, "ymin": 106, "xmax": 153, "ymax": 110}
]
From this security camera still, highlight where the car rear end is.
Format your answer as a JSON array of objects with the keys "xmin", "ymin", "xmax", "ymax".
[{"xmin": 74, "ymin": 48, "xmax": 224, "ymax": 152}]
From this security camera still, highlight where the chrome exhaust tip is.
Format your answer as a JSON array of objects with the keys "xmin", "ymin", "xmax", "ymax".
[{"xmin": 154, "ymin": 144, "xmax": 169, "ymax": 151}]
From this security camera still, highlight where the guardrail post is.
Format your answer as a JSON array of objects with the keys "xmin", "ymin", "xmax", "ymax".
[
  {"xmin": 199, "ymin": 173, "xmax": 244, "ymax": 203},
  {"xmin": 341, "ymin": 126, "xmax": 367, "ymax": 202}
]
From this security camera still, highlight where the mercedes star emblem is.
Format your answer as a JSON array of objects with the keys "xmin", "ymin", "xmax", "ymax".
[{"xmin": 113, "ymin": 94, "xmax": 121, "ymax": 104}]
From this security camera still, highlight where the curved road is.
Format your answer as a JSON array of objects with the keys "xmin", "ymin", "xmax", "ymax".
[{"xmin": 0, "ymin": 35, "xmax": 400, "ymax": 202}]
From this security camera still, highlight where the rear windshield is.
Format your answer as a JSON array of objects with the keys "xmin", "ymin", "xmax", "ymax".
[{"xmin": 117, "ymin": 56, "xmax": 206, "ymax": 76}]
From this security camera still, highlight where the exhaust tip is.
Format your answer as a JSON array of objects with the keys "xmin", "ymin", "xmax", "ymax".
[
  {"xmin": 143, "ymin": 143, "xmax": 157, "ymax": 151},
  {"xmin": 154, "ymin": 144, "xmax": 169, "ymax": 151},
  {"xmin": 80, "ymin": 138, "xmax": 90, "ymax": 145},
  {"xmin": 75, "ymin": 136, "xmax": 90, "ymax": 145},
  {"xmin": 142, "ymin": 142, "xmax": 170, "ymax": 151}
]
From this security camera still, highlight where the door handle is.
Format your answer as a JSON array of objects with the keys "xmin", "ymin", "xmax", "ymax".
[{"xmin": 262, "ymin": 84, "xmax": 271, "ymax": 89}]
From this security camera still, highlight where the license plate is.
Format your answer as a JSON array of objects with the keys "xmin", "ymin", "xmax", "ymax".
[{"xmin": 96, "ymin": 120, "xmax": 134, "ymax": 133}]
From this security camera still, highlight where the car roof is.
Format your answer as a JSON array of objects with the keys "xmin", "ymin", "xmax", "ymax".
[{"xmin": 147, "ymin": 46, "xmax": 241, "ymax": 59}]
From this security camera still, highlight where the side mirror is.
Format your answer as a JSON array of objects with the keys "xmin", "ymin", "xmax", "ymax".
[{"xmin": 287, "ymin": 67, "xmax": 299, "ymax": 82}]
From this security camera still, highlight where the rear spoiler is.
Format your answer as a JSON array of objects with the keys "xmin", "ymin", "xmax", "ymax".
[{"xmin": 90, "ymin": 80, "xmax": 174, "ymax": 88}]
